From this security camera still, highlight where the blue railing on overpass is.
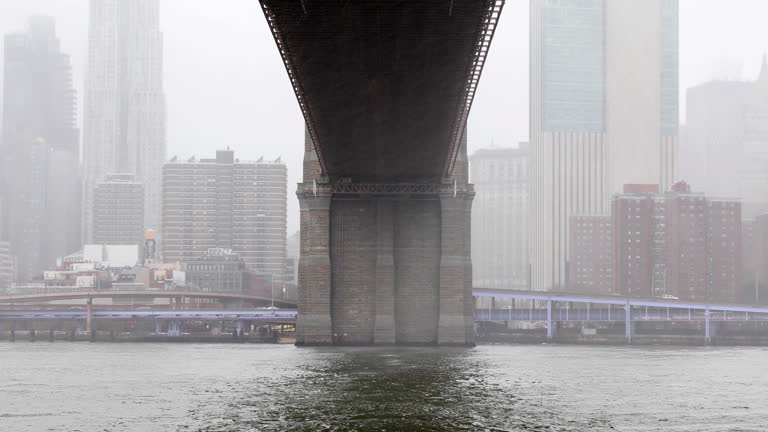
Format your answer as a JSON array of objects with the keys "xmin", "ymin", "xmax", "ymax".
[
  {"xmin": 472, "ymin": 289, "xmax": 768, "ymax": 341},
  {"xmin": 0, "ymin": 288, "xmax": 296, "ymax": 308},
  {"xmin": 0, "ymin": 310, "xmax": 298, "ymax": 321},
  {"xmin": 4, "ymin": 288, "xmax": 768, "ymax": 342}
]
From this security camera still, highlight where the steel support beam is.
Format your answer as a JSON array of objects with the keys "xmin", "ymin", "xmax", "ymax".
[
  {"xmin": 85, "ymin": 297, "xmax": 93, "ymax": 334},
  {"xmin": 705, "ymin": 306, "xmax": 711, "ymax": 343},
  {"xmin": 546, "ymin": 300, "xmax": 554, "ymax": 340},
  {"xmin": 625, "ymin": 302, "xmax": 633, "ymax": 344}
]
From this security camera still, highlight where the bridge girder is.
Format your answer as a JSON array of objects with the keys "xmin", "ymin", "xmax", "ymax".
[{"xmin": 261, "ymin": 0, "xmax": 503, "ymax": 181}]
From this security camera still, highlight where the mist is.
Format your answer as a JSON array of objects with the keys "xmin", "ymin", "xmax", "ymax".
[{"xmin": 0, "ymin": 1, "xmax": 766, "ymax": 235}]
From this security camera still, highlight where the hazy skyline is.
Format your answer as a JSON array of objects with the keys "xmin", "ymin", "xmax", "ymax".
[{"xmin": 1, "ymin": 0, "xmax": 768, "ymax": 232}]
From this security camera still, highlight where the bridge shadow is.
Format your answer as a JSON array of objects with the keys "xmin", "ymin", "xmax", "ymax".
[{"xmin": 191, "ymin": 347, "xmax": 612, "ymax": 432}]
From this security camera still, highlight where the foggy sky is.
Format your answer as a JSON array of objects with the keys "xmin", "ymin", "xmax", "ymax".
[{"xmin": 1, "ymin": 0, "xmax": 767, "ymax": 233}]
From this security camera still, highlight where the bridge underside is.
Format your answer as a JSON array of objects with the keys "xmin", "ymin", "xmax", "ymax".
[{"xmin": 261, "ymin": 0, "xmax": 503, "ymax": 345}]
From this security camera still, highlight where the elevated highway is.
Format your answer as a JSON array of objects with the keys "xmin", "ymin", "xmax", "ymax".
[
  {"xmin": 0, "ymin": 289, "xmax": 296, "ymax": 308},
  {"xmin": 5, "ymin": 289, "xmax": 768, "ymax": 344},
  {"xmin": 473, "ymin": 289, "xmax": 768, "ymax": 342}
]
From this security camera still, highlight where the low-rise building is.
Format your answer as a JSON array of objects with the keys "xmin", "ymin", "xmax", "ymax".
[{"xmin": 181, "ymin": 248, "xmax": 248, "ymax": 293}]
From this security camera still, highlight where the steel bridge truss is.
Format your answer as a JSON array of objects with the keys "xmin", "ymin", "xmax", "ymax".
[
  {"xmin": 260, "ymin": 0, "xmax": 327, "ymax": 174},
  {"xmin": 299, "ymin": 181, "xmax": 473, "ymax": 196},
  {"xmin": 444, "ymin": 0, "xmax": 504, "ymax": 177}
]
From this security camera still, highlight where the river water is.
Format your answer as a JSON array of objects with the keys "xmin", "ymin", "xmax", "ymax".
[{"xmin": 0, "ymin": 343, "xmax": 766, "ymax": 431}]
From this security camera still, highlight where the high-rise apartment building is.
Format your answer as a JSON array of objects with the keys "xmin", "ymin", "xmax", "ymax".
[
  {"xmin": 610, "ymin": 182, "xmax": 740, "ymax": 302},
  {"xmin": 470, "ymin": 143, "xmax": 529, "ymax": 289},
  {"xmin": 683, "ymin": 56, "xmax": 768, "ymax": 218},
  {"xmin": 704, "ymin": 198, "xmax": 741, "ymax": 303},
  {"xmin": 83, "ymin": 0, "xmax": 165, "ymax": 242},
  {"xmin": 530, "ymin": 0, "xmax": 679, "ymax": 291},
  {"xmin": 0, "ymin": 16, "xmax": 81, "ymax": 281},
  {"xmin": 568, "ymin": 215, "xmax": 612, "ymax": 295},
  {"xmin": 162, "ymin": 150, "xmax": 288, "ymax": 286},
  {"xmin": 93, "ymin": 174, "xmax": 145, "ymax": 246},
  {"xmin": 611, "ymin": 185, "xmax": 664, "ymax": 297}
]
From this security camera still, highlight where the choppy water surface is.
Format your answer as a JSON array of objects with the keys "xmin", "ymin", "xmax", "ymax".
[{"xmin": 1, "ymin": 343, "xmax": 766, "ymax": 431}]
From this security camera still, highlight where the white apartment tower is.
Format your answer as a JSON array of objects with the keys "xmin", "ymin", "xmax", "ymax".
[
  {"xmin": 83, "ymin": 0, "xmax": 165, "ymax": 242},
  {"xmin": 162, "ymin": 150, "xmax": 288, "ymax": 287},
  {"xmin": 530, "ymin": 0, "xmax": 679, "ymax": 291}
]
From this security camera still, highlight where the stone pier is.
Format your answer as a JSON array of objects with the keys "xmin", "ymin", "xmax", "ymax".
[
  {"xmin": 296, "ymin": 188, "xmax": 474, "ymax": 346},
  {"xmin": 295, "ymin": 128, "xmax": 476, "ymax": 346}
]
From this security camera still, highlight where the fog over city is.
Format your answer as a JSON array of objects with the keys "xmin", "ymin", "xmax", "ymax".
[
  {"xmin": 3, "ymin": 1, "xmax": 768, "ymax": 431},
  {"xmin": 2, "ymin": 1, "xmax": 768, "ymax": 233}
]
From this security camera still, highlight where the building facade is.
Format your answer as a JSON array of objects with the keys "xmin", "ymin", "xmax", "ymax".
[
  {"xmin": 82, "ymin": 0, "xmax": 165, "ymax": 242},
  {"xmin": 162, "ymin": 149, "xmax": 288, "ymax": 286},
  {"xmin": 182, "ymin": 248, "xmax": 247, "ymax": 293},
  {"xmin": 611, "ymin": 185, "xmax": 663, "ymax": 298},
  {"xmin": 0, "ymin": 240, "xmax": 15, "ymax": 291},
  {"xmin": 0, "ymin": 16, "xmax": 81, "ymax": 281},
  {"xmin": 704, "ymin": 198, "xmax": 741, "ymax": 303},
  {"xmin": 568, "ymin": 215, "xmax": 612, "ymax": 295},
  {"xmin": 610, "ymin": 182, "xmax": 740, "ymax": 302},
  {"xmin": 93, "ymin": 173, "xmax": 145, "ymax": 246},
  {"xmin": 470, "ymin": 143, "xmax": 529, "ymax": 289},
  {"xmin": 742, "ymin": 215, "xmax": 768, "ymax": 304},
  {"xmin": 530, "ymin": 0, "xmax": 679, "ymax": 291}
]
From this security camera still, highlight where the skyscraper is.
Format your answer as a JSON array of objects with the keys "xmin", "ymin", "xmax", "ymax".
[
  {"xmin": 0, "ymin": 16, "xmax": 81, "ymax": 281},
  {"xmin": 162, "ymin": 150, "xmax": 288, "ymax": 287},
  {"xmin": 470, "ymin": 143, "xmax": 529, "ymax": 289},
  {"xmin": 683, "ymin": 56, "xmax": 768, "ymax": 218},
  {"xmin": 83, "ymin": 0, "xmax": 165, "ymax": 242},
  {"xmin": 530, "ymin": 0, "xmax": 679, "ymax": 291},
  {"xmin": 740, "ymin": 57, "xmax": 768, "ymax": 217},
  {"xmin": 683, "ymin": 80, "xmax": 752, "ymax": 197}
]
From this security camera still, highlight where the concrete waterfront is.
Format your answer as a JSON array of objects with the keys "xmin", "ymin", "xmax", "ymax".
[{"xmin": 5, "ymin": 288, "xmax": 768, "ymax": 346}]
